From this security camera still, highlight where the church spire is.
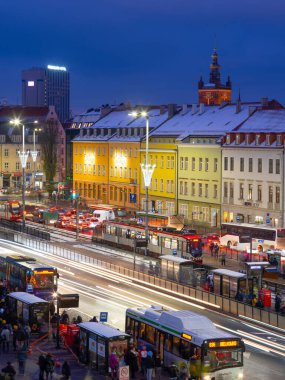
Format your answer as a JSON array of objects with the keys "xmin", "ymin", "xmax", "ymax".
[{"xmin": 209, "ymin": 48, "xmax": 221, "ymax": 86}]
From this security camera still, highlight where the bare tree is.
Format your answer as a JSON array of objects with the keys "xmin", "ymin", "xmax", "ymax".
[{"xmin": 40, "ymin": 119, "xmax": 58, "ymax": 196}]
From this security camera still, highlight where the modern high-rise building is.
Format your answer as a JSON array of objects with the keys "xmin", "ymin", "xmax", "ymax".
[{"xmin": 22, "ymin": 65, "xmax": 70, "ymax": 122}]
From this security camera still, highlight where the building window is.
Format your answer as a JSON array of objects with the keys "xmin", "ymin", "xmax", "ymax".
[
  {"xmin": 93, "ymin": 165, "xmax": 96, "ymax": 175},
  {"xmin": 224, "ymin": 157, "xmax": 228, "ymax": 171},
  {"xmin": 154, "ymin": 178, "xmax": 158, "ymax": 191},
  {"xmin": 4, "ymin": 149, "xmax": 8, "ymax": 157},
  {"xmin": 205, "ymin": 183, "xmax": 208, "ymax": 197},
  {"xmin": 235, "ymin": 135, "xmax": 240, "ymax": 145},
  {"xmin": 269, "ymin": 159, "xmax": 273, "ymax": 174},
  {"xmin": 277, "ymin": 135, "xmax": 282, "ymax": 145},
  {"xmin": 166, "ymin": 156, "xmax": 170, "ymax": 169},
  {"xmin": 26, "ymin": 162, "xmax": 30, "ymax": 170},
  {"xmin": 214, "ymin": 158, "xmax": 218, "ymax": 172},
  {"xmin": 266, "ymin": 135, "xmax": 270, "ymax": 145},
  {"xmin": 249, "ymin": 158, "xmax": 253, "ymax": 172},
  {"xmin": 224, "ymin": 182, "xmax": 228, "ymax": 198},
  {"xmin": 199, "ymin": 158, "xmax": 202, "ymax": 171},
  {"xmin": 198, "ymin": 183, "xmax": 202, "ymax": 197},
  {"xmin": 98, "ymin": 165, "xmax": 101, "ymax": 176},
  {"xmin": 240, "ymin": 158, "xmax": 244, "ymax": 172},
  {"xmin": 184, "ymin": 181, "xmax": 188, "ymax": 196},
  {"xmin": 84, "ymin": 164, "xmax": 87, "ymax": 174},
  {"xmin": 255, "ymin": 135, "xmax": 260, "ymax": 145},
  {"xmin": 102, "ymin": 166, "xmax": 106, "ymax": 176},
  {"xmin": 134, "ymin": 168, "xmax": 137, "ymax": 180},
  {"xmin": 230, "ymin": 157, "xmax": 234, "ymax": 171},
  {"xmin": 16, "ymin": 162, "xmax": 20, "ymax": 170},
  {"xmin": 171, "ymin": 157, "xmax": 174, "ymax": 169},
  {"xmin": 269, "ymin": 186, "xmax": 273, "ymax": 203},
  {"xmin": 191, "ymin": 182, "xmax": 195, "ymax": 196},
  {"xmin": 276, "ymin": 187, "xmax": 280, "ymax": 204},
  {"xmin": 248, "ymin": 184, "xmax": 253, "ymax": 200},
  {"xmin": 229, "ymin": 182, "xmax": 234, "ymax": 198},
  {"xmin": 257, "ymin": 185, "xmax": 262, "ymax": 202},
  {"xmin": 160, "ymin": 179, "xmax": 164, "ymax": 192},
  {"xmin": 205, "ymin": 158, "xmax": 209, "ymax": 171},
  {"xmin": 276, "ymin": 159, "xmax": 280, "ymax": 174},
  {"xmin": 192, "ymin": 157, "xmax": 195, "ymax": 171},
  {"xmin": 202, "ymin": 207, "xmax": 209, "ymax": 222},
  {"xmin": 185, "ymin": 157, "xmax": 188, "ymax": 170},
  {"xmin": 179, "ymin": 204, "xmax": 188, "ymax": 218},
  {"xmin": 239, "ymin": 183, "xmax": 244, "ymax": 199},
  {"xmin": 226, "ymin": 135, "xmax": 230, "ymax": 144},
  {"xmin": 180, "ymin": 157, "xmax": 184, "ymax": 170},
  {"xmin": 213, "ymin": 184, "xmax": 218, "ymax": 198},
  {"xmin": 258, "ymin": 158, "xmax": 262, "ymax": 173},
  {"xmin": 4, "ymin": 163, "xmax": 8, "ymax": 170},
  {"xmin": 160, "ymin": 157, "xmax": 164, "ymax": 168}
]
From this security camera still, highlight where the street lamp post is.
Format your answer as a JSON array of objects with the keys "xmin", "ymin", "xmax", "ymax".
[
  {"xmin": 10, "ymin": 119, "xmax": 38, "ymax": 229},
  {"xmin": 129, "ymin": 111, "xmax": 155, "ymax": 255},
  {"xmin": 31, "ymin": 127, "xmax": 42, "ymax": 190}
]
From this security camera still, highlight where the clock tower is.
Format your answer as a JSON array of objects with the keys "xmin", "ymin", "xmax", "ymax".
[{"xmin": 198, "ymin": 48, "xmax": 232, "ymax": 105}]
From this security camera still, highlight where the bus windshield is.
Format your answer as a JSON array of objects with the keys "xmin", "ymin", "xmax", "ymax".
[
  {"xmin": 203, "ymin": 349, "xmax": 243, "ymax": 372},
  {"xmin": 30, "ymin": 272, "xmax": 55, "ymax": 289}
]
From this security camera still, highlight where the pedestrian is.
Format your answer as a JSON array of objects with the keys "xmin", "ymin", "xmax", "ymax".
[
  {"xmin": 209, "ymin": 241, "xmax": 215, "ymax": 256},
  {"xmin": 38, "ymin": 354, "xmax": 46, "ymax": 380},
  {"xmin": 178, "ymin": 364, "xmax": 188, "ymax": 380},
  {"xmin": 61, "ymin": 361, "xmax": 71, "ymax": 380},
  {"xmin": 145, "ymin": 350, "xmax": 154, "ymax": 380},
  {"xmin": 45, "ymin": 353, "xmax": 55, "ymax": 380},
  {"xmin": 275, "ymin": 293, "xmax": 282, "ymax": 313},
  {"xmin": 0, "ymin": 324, "xmax": 10, "ymax": 353},
  {"xmin": 17, "ymin": 348, "xmax": 27, "ymax": 375},
  {"xmin": 127, "ymin": 345, "xmax": 138, "ymax": 379},
  {"xmin": 23, "ymin": 323, "xmax": 31, "ymax": 347},
  {"xmin": 109, "ymin": 347, "xmax": 119, "ymax": 379},
  {"xmin": 214, "ymin": 243, "xmax": 220, "ymax": 258},
  {"xmin": 220, "ymin": 251, "xmax": 226, "ymax": 266},
  {"xmin": 1, "ymin": 362, "xmax": 16, "ymax": 380},
  {"xmin": 154, "ymin": 352, "xmax": 162, "ymax": 380},
  {"xmin": 169, "ymin": 361, "xmax": 179, "ymax": 380},
  {"xmin": 139, "ymin": 345, "xmax": 148, "ymax": 376}
]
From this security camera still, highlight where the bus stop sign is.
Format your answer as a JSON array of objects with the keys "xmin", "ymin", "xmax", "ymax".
[{"xmin": 100, "ymin": 312, "xmax": 108, "ymax": 322}]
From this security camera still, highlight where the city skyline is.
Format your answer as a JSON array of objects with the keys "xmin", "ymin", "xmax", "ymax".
[{"xmin": 0, "ymin": 1, "xmax": 285, "ymax": 115}]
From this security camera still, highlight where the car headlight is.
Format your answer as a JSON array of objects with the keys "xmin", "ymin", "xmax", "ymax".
[
  {"xmin": 203, "ymin": 376, "xmax": 211, "ymax": 380},
  {"xmin": 238, "ymin": 374, "xmax": 244, "ymax": 379}
]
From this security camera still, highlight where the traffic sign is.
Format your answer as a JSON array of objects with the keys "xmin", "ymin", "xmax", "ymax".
[
  {"xmin": 172, "ymin": 250, "xmax": 177, "ymax": 256},
  {"xmin": 119, "ymin": 366, "xmax": 129, "ymax": 380},
  {"xmin": 236, "ymin": 215, "xmax": 240, "ymax": 222},
  {"xmin": 266, "ymin": 218, "xmax": 270, "ymax": 225},
  {"xmin": 129, "ymin": 193, "xmax": 137, "ymax": 203},
  {"xmin": 26, "ymin": 284, "xmax": 33, "ymax": 293},
  {"xmin": 100, "ymin": 312, "xmax": 108, "ymax": 322}
]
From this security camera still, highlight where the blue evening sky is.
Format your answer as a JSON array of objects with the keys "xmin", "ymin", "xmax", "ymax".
[{"xmin": 1, "ymin": 0, "xmax": 285, "ymax": 114}]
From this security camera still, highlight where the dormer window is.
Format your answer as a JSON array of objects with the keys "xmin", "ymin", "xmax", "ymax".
[
  {"xmin": 226, "ymin": 135, "xmax": 230, "ymax": 144},
  {"xmin": 277, "ymin": 135, "xmax": 282, "ymax": 145},
  {"xmin": 235, "ymin": 134, "xmax": 240, "ymax": 145},
  {"xmin": 246, "ymin": 134, "xmax": 250, "ymax": 145},
  {"xmin": 266, "ymin": 135, "xmax": 270, "ymax": 145},
  {"xmin": 255, "ymin": 135, "xmax": 260, "ymax": 145}
]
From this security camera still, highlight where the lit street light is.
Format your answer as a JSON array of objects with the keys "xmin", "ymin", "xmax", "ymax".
[
  {"xmin": 10, "ymin": 119, "xmax": 38, "ymax": 229},
  {"xmin": 31, "ymin": 126, "xmax": 42, "ymax": 189},
  {"xmin": 129, "ymin": 111, "xmax": 155, "ymax": 255}
]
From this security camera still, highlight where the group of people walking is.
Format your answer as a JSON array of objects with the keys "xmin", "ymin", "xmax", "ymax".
[{"xmin": 209, "ymin": 242, "xmax": 226, "ymax": 265}]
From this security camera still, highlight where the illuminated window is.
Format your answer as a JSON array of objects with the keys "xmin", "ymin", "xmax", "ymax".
[
  {"xmin": 213, "ymin": 184, "xmax": 218, "ymax": 198},
  {"xmin": 192, "ymin": 157, "xmax": 195, "ymax": 171},
  {"xmin": 205, "ymin": 158, "xmax": 209, "ymax": 171}
]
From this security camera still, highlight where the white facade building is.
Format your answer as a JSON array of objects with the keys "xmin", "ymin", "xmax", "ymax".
[{"xmin": 222, "ymin": 109, "xmax": 285, "ymax": 227}]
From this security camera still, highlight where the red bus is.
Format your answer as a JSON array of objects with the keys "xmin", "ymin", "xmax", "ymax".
[{"xmin": 0, "ymin": 200, "xmax": 22, "ymax": 221}]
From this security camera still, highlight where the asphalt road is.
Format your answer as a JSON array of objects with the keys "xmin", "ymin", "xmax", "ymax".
[{"xmin": 1, "ymin": 239, "xmax": 285, "ymax": 379}]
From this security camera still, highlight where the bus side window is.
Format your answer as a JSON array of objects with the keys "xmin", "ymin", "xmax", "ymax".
[
  {"xmin": 164, "ymin": 333, "xmax": 172, "ymax": 352},
  {"xmin": 172, "ymin": 336, "xmax": 180, "ymax": 356},
  {"xmin": 180, "ymin": 339, "xmax": 192, "ymax": 359},
  {"xmin": 139, "ymin": 322, "xmax": 146, "ymax": 340}
]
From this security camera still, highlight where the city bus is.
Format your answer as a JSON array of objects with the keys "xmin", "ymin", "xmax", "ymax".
[
  {"xmin": 126, "ymin": 306, "xmax": 244, "ymax": 380},
  {"xmin": 220, "ymin": 222, "xmax": 285, "ymax": 252},
  {"xmin": 97, "ymin": 221, "xmax": 203, "ymax": 259},
  {"xmin": 0, "ymin": 200, "xmax": 22, "ymax": 221},
  {"xmin": 0, "ymin": 255, "xmax": 58, "ymax": 300}
]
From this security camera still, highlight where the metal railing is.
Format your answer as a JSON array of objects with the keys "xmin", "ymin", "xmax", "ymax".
[{"xmin": 1, "ymin": 228, "xmax": 285, "ymax": 329}]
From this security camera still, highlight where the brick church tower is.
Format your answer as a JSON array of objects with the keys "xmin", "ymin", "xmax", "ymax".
[{"xmin": 198, "ymin": 48, "xmax": 232, "ymax": 105}]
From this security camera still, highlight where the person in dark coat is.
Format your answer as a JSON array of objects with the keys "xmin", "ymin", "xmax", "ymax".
[
  {"xmin": 61, "ymin": 361, "xmax": 71, "ymax": 380},
  {"xmin": 2, "ymin": 362, "xmax": 16, "ymax": 379},
  {"xmin": 275, "ymin": 293, "xmax": 282, "ymax": 313},
  {"xmin": 38, "ymin": 354, "xmax": 46, "ymax": 380},
  {"xmin": 127, "ymin": 346, "xmax": 139, "ymax": 379}
]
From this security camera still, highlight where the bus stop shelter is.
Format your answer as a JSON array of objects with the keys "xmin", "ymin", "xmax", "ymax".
[{"xmin": 78, "ymin": 322, "xmax": 130, "ymax": 374}]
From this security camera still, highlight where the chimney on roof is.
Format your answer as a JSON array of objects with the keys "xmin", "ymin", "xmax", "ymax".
[
  {"xmin": 199, "ymin": 103, "xmax": 205, "ymax": 115},
  {"xmin": 100, "ymin": 106, "xmax": 112, "ymax": 117},
  {"xmin": 261, "ymin": 97, "xmax": 269, "ymax": 108},
  {"xmin": 168, "ymin": 104, "xmax": 176, "ymax": 118},
  {"xmin": 191, "ymin": 104, "xmax": 197, "ymax": 115},
  {"xmin": 181, "ymin": 104, "xmax": 188, "ymax": 115},
  {"xmin": 160, "ymin": 105, "xmax": 165, "ymax": 115}
]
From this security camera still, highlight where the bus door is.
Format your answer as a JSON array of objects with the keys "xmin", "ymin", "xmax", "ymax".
[{"xmin": 156, "ymin": 331, "xmax": 165, "ymax": 361}]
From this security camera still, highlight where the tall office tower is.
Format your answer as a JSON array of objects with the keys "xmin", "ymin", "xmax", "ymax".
[{"xmin": 22, "ymin": 65, "xmax": 70, "ymax": 122}]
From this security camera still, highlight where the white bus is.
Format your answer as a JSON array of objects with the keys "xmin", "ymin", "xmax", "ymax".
[
  {"xmin": 126, "ymin": 306, "xmax": 244, "ymax": 380},
  {"xmin": 220, "ymin": 223, "xmax": 285, "ymax": 252}
]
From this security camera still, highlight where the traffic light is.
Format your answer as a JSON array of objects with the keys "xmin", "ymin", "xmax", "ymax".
[{"xmin": 71, "ymin": 189, "xmax": 78, "ymax": 199}]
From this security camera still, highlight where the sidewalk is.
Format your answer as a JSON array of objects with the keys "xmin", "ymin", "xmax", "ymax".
[{"xmin": 0, "ymin": 336, "xmax": 171, "ymax": 380}]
